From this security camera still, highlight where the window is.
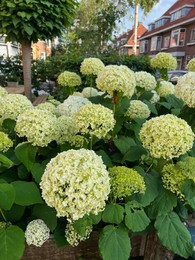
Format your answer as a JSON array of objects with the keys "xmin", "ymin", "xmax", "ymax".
[
  {"xmin": 190, "ymin": 29, "xmax": 195, "ymax": 42},
  {"xmin": 140, "ymin": 40, "xmax": 148, "ymax": 53},
  {"xmin": 170, "ymin": 29, "xmax": 185, "ymax": 47},
  {"xmin": 150, "ymin": 36, "xmax": 162, "ymax": 51},
  {"xmin": 163, "ymin": 36, "xmax": 170, "ymax": 48},
  {"xmin": 0, "ymin": 36, "xmax": 5, "ymax": 43},
  {"xmin": 155, "ymin": 18, "xmax": 169, "ymax": 28},
  {"xmin": 171, "ymin": 7, "xmax": 192, "ymax": 21},
  {"xmin": 148, "ymin": 23, "xmax": 155, "ymax": 31}
]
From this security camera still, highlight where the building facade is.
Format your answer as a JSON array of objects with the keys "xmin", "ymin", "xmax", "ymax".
[
  {"xmin": 139, "ymin": 0, "xmax": 195, "ymax": 70},
  {"xmin": 114, "ymin": 22, "xmax": 147, "ymax": 55},
  {"xmin": 0, "ymin": 35, "xmax": 19, "ymax": 57}
]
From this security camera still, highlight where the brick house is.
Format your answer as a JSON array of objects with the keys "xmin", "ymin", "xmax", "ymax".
[
  {"xmin": 32, "ymin": 40, "xmax": 52, "ymax": 60},
  {"xmin": 139, "ymin": 0, "xmax": 195, "ymax": 70},
  {"xmin": 113, "ymin": 22, "xmax": 147, "ymax": 55}
]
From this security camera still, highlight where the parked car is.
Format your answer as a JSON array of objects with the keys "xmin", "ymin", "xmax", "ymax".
[{"xmin": 168, "ymin": 70, "xmax": 188, "ymax": 84}]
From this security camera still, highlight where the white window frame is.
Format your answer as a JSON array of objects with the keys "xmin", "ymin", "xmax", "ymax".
[
  {"xmin": 163, "ymin": 36, "xmax": 170, "ymax": 48},
  {"xmin": 190, "ymin": 29, "xmax": 195, "ymax": 42},
  {"xmin": 170, "ymin": 28, "xmax": 185, "ymax": 47},
  {"xmin": 140, "ymin": 40, "xmax": 148, "ymax": 53},
  {"xmin": 150, "ymin": 36, "xmax": 162, "ymax": 51}
]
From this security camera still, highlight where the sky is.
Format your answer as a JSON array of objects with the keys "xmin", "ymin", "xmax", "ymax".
[{"xmin": 118, "ymin": 0, "xmax": 176, "ymax": 34}]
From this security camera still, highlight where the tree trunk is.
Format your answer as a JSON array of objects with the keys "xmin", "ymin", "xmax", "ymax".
[
  {"xmin": 21, "ymin": 40, "xmax": 32, "ymax": 101},
  {"xmin": 133, "ymin": 3, "xmax": 139, "ymax": 55}
]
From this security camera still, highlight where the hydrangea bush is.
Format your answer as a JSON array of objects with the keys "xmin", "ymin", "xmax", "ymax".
[{"xmin": 0, "ymin": 52, "xmax": 195, "ymax": 260}]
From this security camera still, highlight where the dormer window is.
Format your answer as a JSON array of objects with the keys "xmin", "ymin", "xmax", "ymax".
[
  {"xmin": 148, "ymin": 23, "xmax": 155, "ymax": 31},
  {"xmin": 154, "ymin": 17, "xmax": 169, "ymax": 28},
  {"xmin": 171, "ymin": 6, "xmax": 192, "ymax": 21}
]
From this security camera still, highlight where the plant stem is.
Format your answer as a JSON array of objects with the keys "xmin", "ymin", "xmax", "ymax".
[
  {"xmin": 89, "ymin": 136, "xmax": 93, "ymax": 150},
  {"xmin": 0, "ymin": 208, "xmax": 7, "ymax": 222}
]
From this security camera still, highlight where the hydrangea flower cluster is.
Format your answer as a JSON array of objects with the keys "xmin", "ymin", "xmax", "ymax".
[
  {"xmin": 139, "ymin": 114, "xmax": 194, "ymax": 159},
  {"xmin": 25, "ymin": 219, "xmax": 50, "ymax": 247},
  {"xmin": 187, "ymin": 58, "xmax": 195, "ymax": 72},
  {"xmin": 35, "ymin": 102, "xmax": 57, "ymax": 115},
  {"xmin": 0, "ymin": 94, "xmax": 33, "ymax": 124},
  {"xmin": 80, "ymin": 57, "xmax": 105, "ymax": 76},
  {"xmin": 175, "ymin": 72, "xmax": 195, "ymax": 107},
  {"xmin": 150, "ymin": 90, "xmax": 160, "ymax": 103},
  {"xmin": 176, "ymin": 156, "xmax": 195, "ymax": 182},
  {"xmin": 15, "ymin": 109, "xmax": 59, "ymax": 147},
  {"xmin": 65, "ymin": 223, "xmax": 92, "ymax": 246},
  {"xmin": 40, "ymin": 149, "xmax": 110, "ymax": 222},
  {"xmin": 56, "ymin": 95, "xmax": 91, "ymax": 117},
  {"xmin": 108, "ymin": 166, "xmax": 146, "ymax": 199},
  {"xmin": 125, "ymin": 100, "xmax": 151, "ymax": 120},
  {"xmin": 151, "ymin": 52, "xmax": 177, "ymax": 70},
  {"xmin": 0, "ymin": 132, "xmax": 13, "ymax": 152},
  {"xmin": 0, "ymin": 86, "xmax": 8, "ymax": 97},
  {"xmin": 135, "ymin": 71, "xmax": 156, "ymax": 91},
  {"xmin": 157, "ymin": 81, "xmax": 175, "ymax": 97},
  {"xmin": 57, "ymin": 71, "xmax": 82, "ymax": 88},
  {"xmin": 73, "ymin": 103, "xmax": 115, "ymax": 138},
  {"xmin": 81, "ymin": 87, "xmax": 99, "ymax": 98},
  {"xmin": 96, "ymin": 65, "xmax": 136, "ymax": 97}
]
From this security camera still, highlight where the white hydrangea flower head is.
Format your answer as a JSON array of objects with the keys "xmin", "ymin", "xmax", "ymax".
[
  {"xmin": 125, "ymin": 100, "xmax": 151, "ymax": 120},
  {"xmin": 96, "ymin": 65, "xmax": 136, "ymax": 97},
  {"xmin": 40, "ymin": 149, "xmax": 110, "ymax": 221},
  {"xmin": 15, "ymin": 109, "xmax": 59, "ymax": 147},
  {"xmin": 175, "ymin": 72, "xmax": 195, "ymax": 107},
  {"xmin": 187, "ymin": 58, "xmax": 195, "ymax": 72},
  {"xmin": 56, "ymin": 95, "xmax": 91, "ymax": 117},
  {"xmin": 157, "ymin": 81, "xmax": 175, "ymax": 97},
  {"xmin": 150, "ymin": 90, "xmax": 160, "ymax": 103},
  {"xmin": 135, "ymin": 71, "xmax": 156, "ymax": 91},
  {"xmin": 0, "ymin": 132, "xmax": 13, "ymax": 152},
  {"xmin": 65, "ymin": 223, "xmax": 92, "ymax": 246},
  {"xmin": 151, "ymin": 52, "xmax": 177, "ymax": 70},
  {"xmin": 139, "ymin": 114, "xmax": 194, "ymax": 159},
  {"xmin": 35, "ymin": 102, "xmax": 57, "ymax": 115},
  {"xmin": 57, "ymin": 71, "xmax": 82, "ymax": 88},
  {"xmin": 82, "ymin": 87, "xmax": 99, "ymax": 98},
  {"xmin": 80, "ymin": 57, "xmax": 105, "ymax": 76},
  {"xmin": 0, "ymin": 86, "xmax": 8, "ymax": 97},
  {"xmin": 25, "ymin": 219, "xmax": 50, "ymax": 247},
  {"xmin": 73, "ymin": 103, "xmax": 115, "ymax": 138},
  {"xmin": 0, "ymin": 94, "xmax": 33, "ymax": 124}
]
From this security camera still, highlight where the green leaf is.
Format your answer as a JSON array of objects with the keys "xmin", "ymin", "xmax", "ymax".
[
  {"xmin": 32, "ymin": 204, "xmax": 57, "ymax": 232},
  {"xmin": 0, "ymin": 183, "xmax": 15, "ymax": 210},
  {"xmin": 2, "ymin": 119, "xmax": 16, "ymax": 136},
  {"xmin": 0, "ymin": 225, "xmax": 25, "ymax": 260},
  {"xmin": 54, "ymin": 221, "xmax": 68, "ymax": 247},
  {"xmin": 158, "ymin": 102, "xmax": 172, "ymax": 109},
  {"xmin": 114, "ymin": 136, "xmax": 136, "ymax": 155},
  {"xmin": 124, "ymin": 201, "xmax": 150, "ymax": 232},
  {"xmin": 147, "ymin": 187, "xmax": 177, "ymax": 219},
  {"xmin": 31, "ymin": 163, "xmax": 45, "ymax": 183},
  {"xmin": 95, "ymin": 150, "xmax": 113, "ymax": 167},
  {"xmin": 0, "ymin": 154, "xmax": 14, "ymax": 173},
  {"xmin": 102, "ymin": 204, "xmax": 124, "ymax": 224},
  {"xmin": 6, "ymin": 204, "xmax": 25, "ymax": 222},
  {"xmin": 12, "ymin": 181, "xmax": 43, "ymax": 206},
  {"xmin": 99, "ymin": 225, "xmax": 131, "ymax": 260},
  {"xmin": 181, "ymin": 180, "xmax": 195, "ymax": 209},
  {"xmin": 165, "ymin": 94, "xmax": 184, "ymax": 109},
  {"xmin": 17, "ymin": 164, "xmax": 30, "ymax": 179},
  {"xmin": 122, "ymin": 145, "xmax": 147, "ymax": 162},
  {"xmin": 155, "ymin": 212, "xmax": 194, "ymax": 258},
  {"xmin": 15, "ymin": 142, "xmax": 38, "ymax": 171},
  {"xmin": 73, "ymin": 216, "xmax": 92, "ymax": 237},
  {"xmin": 89, "ymin": 213, "xmax": 102, "ymax": 225}
]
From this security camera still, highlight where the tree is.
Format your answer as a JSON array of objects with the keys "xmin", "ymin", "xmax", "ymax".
[{"xmin": 0, "ymin": 0, "xmax": 77, "ymax": 100}]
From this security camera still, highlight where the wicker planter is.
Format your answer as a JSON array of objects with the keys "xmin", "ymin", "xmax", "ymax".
[{"xmin": 22, "ymin": 231, "xmax": 174, "ymax": 260}]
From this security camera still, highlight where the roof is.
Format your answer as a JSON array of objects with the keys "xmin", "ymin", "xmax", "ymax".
[{"xmin": 140, "ymin": 0, "xmax": 195, "ymax": 39}]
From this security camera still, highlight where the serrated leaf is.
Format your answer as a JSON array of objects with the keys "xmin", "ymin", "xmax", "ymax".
[
  {"xmin": 32, "ymin": 204, "xmax": 57, "ymax": 232},
  {"xmin": 122, "ymin": 145, "xmax": 147, "ymax": 162},
  {"xmin": 165, "ymin": 94, "xmax": 184, "ymax": 109},
  {"xmin": 181, "ymin": 180, "xmax": 195, "ymax": 209},
  {"xmin": 147, "ymin": 187, "xmax": 177, "ymax": 219},
  {"xmin": 114, "ymin": 137, "xmax": 136, "ymax": 155},
  {"xmin": 0, "ymin": 183, "xmax": 15, "ymax": 210},
  {"xmin": 15, "ymin": 142, "xmax": 38, "ymax": 171},
  {"xmin": 89, "ymin": 213, "xmax": 102, "ymax": 225},
  {"xmin": 99, "ymin": 225, "xmax": 131, "ymax": 260},
  {"xmin": 0, "ymin": 225, "xmax": 25, "ymax": 260},
  {"xmin": 102, "ymin": 204, "xmax": 124, "ymax": 224},
  {"xmin": 12, "ymin": 181, "xmax": 43, "ymax": 206},
  {"xmin": 155, "ymin": 212, "xmax": 194, "ymax": 258},
  {"xmin": 73, "ymin": 216, "xmax": 92, "ymax": 237}
]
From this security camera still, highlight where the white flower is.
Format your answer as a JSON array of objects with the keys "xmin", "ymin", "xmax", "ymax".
[
  {"xmin": 80, "ymin": 58, "xmax": 105, "ymax": 76},
  {"xmin": 25, "ymin": 219, "xmax": 50, "ymax": 247},
  {"xmin": 151, "ymin": 52, "xmax": 177, "ymax": 70},
  {"xmin": 57, "ymin": 71, "xmax": 81, "ymax": 88},
  {"xmin": 65, "ymin": 223, "xmax": 92, "ymax": 246},
  {"xmin": 150, "ymin": 90, "xmax": 160, "ymax": 103},
  {"xmin": 0, "ymin": 86, "xmax": 8, "ymax": 97},
  {"xmin": 125, "ymin": 100, "xmax": 150, "ymax": 120},
  {"xmin": 157, "ymin": 81, "xmax": 175, "ymax": 97},
  {"xmin": 135, "ymin": 71, "xmax": 156, "ymax": 91},
  {"xmin": 82, "ymin": 87, "xmax": 99, "ymax": 98}
]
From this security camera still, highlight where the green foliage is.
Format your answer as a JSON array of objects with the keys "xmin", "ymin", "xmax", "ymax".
[{"xmin": 102, "ymin": 204, "xmax": 125, "ymax": 224}]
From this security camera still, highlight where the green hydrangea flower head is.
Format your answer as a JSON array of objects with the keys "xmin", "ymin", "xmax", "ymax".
[
  {"xmin": 15, "ymin": 109, "xmax": 59, "ymax": 147},
  {"xmin": 0, "ymin": 132, "xmax": 13, "ymax": 152},
  {"xmin": 109, "ymin": 166, "xmax": 146, "ymax": 199},
  {"xmin": 35, "ymin": 102, "xmax": 57, "ymax": 115},
  {"xmin": 73, "ymin": 103, "xmax": 115, "ymax": 138},
  {"xmin": 81, "ymin": 87, "xmax": 99, "ymax": 98},
  {"xmin": 176, "ymin": 156, "xmax": 195, "ymax": 181},
  {"xmin": 0, "ymin": 86, "xmax": 8, "ymax": 97},
  {"xmin": 175, "ymin": 72, "xmax": 195, "ymax": 107},
  {"xmin": 139, "ymin": 114, "xmax": 194, "ymax": 159},
  {"xmin": 157, "ymin": 81, "xmax": 175, "ymax": 97},
  {"xmin": 187, "ymin": 58, "xmax": 195, "ymax": 72},
  {"xmin": 65, "ymin": 223, "xmax": 92, "ymax": 246},
  {"xmin": 40, "ymin": 149, "xmax": 110, "ymax": 222},
  {"xmin": 57, "ymin": 71, "xmax": 82, "ymax": 88},
  {"xmin": 125, "ymin": 100, "xmax": 151, "ymax": 120},
  {"xmin": 96, "ymin": 65, "xmax": 136, "ymax": 97},
  {"xmin": 0, "ymin": 94, "xmax": 33, "ymax": 124},
  {"xmin": 135, "ymin": 71, "xmax": 156, "ymax": 91},
  {"xmin": 151, "ymin": 52, "xmax": 177, "ymax": 70},
  {"xmin": 80, "ymin": 57, "xmax": 105, "ymax": 76}
]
